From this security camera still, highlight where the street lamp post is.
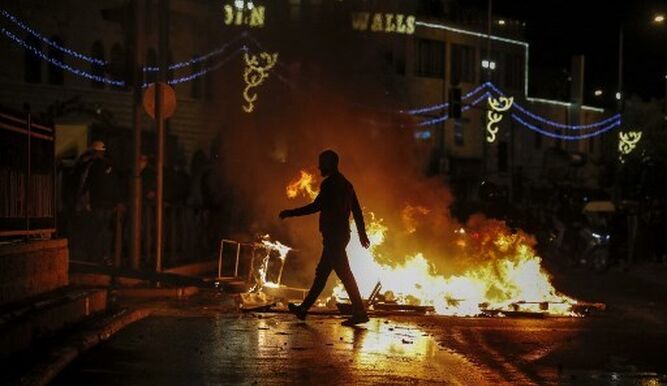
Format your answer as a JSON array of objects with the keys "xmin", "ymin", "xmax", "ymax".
[{"xmin": 656, "ymin": 14, "xmax": 667, "ymax": 129}]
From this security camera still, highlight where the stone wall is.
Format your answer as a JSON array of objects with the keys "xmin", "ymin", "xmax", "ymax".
[{"xmin": 0, "ymin": 239, "xmax": 68, "ymax": 306}]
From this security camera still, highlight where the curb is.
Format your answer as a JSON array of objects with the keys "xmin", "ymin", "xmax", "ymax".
[{"xmin": 17, "ymin": 308, "xmax": 152, "ymax": 386}]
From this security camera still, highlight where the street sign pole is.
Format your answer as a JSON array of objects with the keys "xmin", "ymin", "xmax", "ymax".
[
  {"xmin": 155, "ymin": 0, "xmax": 170, "ymax": 273},
  {"xmin": 130, "ymin": 0, "xmax": 145, "ymax": 270}
]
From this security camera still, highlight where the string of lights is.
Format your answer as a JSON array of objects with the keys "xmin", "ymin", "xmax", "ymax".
[
  {"xmin": 1, "ymin": 26, "xmax": 125, "ymax": 86},
  {"xmin": 402, "ymin": 83, "xmax": 489, "ymax": 115},
  {"xmin": 0, "ymin": 8, "xmax": 107, "ymax": 66},
  {"xmin": 511, "ymin": 113, "xmax": 621, "ymax": 140},
  {"xmin": 414, "ymin": 91, "xmax": 491, "ymax": 127},
  {"xmin": 144, "ymin": 33, "xmax": 246, "ymax": 72},
  {"xmin": 0, "ymin": 7, "xmax": 253, "ymax": 76},
  {"xmin": 0, "ymin": 14, "xmax": 245, "ymax": 89},
  {"xmin": 485, "ymin": 82, "xmax": 621, "ymax": 130},
  {"xmin": 150, "ymin": 46, "xmax": 247, "ymax": 87}
]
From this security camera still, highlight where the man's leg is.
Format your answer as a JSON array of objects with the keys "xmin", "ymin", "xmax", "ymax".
[
  {"xmin": 333, "ymin": 258, "xmax": 367, "ymax": 317},
  {"xmin": 331, "ymin": 248, "xmax": 367, "ymax": 318},
  {"xmin": 299, "ymin": 253, "xmax": 333, "ymax": 311}
]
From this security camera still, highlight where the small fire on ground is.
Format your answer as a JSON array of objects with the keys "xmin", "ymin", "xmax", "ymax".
[{"xmin": 256, "ymin": 170, "xmax": 595, "ymax": 317}]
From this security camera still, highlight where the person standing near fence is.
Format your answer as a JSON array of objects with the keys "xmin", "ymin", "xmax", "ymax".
[{"xmin": 73, "ymin": 141, "xmax": 121, "ymax": 264}]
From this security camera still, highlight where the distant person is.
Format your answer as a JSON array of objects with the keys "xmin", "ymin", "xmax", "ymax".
[
  {"xmin": 73, "ymin": 140, "xmax": 120, "ymax": 263},
  {"xmin": 279, "ymin": 150, "xmax": 370, "ymax": 326}
]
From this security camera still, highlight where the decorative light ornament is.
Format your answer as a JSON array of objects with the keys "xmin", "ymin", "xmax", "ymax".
[
  {"xmin": 242, "ymin": 51, "xmax": 278, "ymax": 113},
  {"xmin": 618, "ymin": 131, "xmax": 642, "ymax": 162},
  {"xmin": 486, "ymin": 96, "xmax": 513, "ymax": 143}
]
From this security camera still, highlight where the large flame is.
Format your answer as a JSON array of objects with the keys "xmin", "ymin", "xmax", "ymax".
[
  {"xmin": 286, "ymin": 170, "xmax": 319, "ymax": 200},
  {"xmin": 285, "ymin": 170, "xmax": 578, "ymax": 316}
]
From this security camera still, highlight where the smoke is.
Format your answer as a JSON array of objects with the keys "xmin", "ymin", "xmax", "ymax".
[{"xmin": 202, "ymin": 51, "xmax": 531, "ymax": 291}]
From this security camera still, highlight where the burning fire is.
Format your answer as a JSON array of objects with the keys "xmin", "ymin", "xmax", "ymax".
[
  {"xmin": 286, "ymin": 170, "xmax": 319, "ymax": 200},
  {"xmin": 249, "ymin": 235, "xmax": 292, "ymax": 291},
  {"xmin": 283, "ymin": 170, "xmax": 578, "ymax": 316}
]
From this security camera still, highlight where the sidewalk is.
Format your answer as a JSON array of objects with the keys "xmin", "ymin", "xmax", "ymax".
[{"xmin": 628, "ymin": 262, "xmax": 667, "ymax": 289}]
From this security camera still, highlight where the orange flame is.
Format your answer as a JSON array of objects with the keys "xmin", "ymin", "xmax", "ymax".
[
  {"xmin": 285, "ymin": 170, "xmax": 578, "ymax": 316},
  {"xmin": 286, "ymin": 170, "xmax": 319, "ymax": 200},
  {"xmin": 251, "ymin": 235, "xmax": 292, "ymax": 291}
]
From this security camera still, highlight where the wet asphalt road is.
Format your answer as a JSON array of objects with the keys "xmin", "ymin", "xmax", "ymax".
[
  {"xmin": 51, "ymin": 314, "xmax": 488, "ymax": 386},
  {"xmin": 50, "ymin": 311, "xmax": 667, "ymax": 386},
  {"xmin": 51, "ymin": 259, "xmax": 667, "ymax": 386}
]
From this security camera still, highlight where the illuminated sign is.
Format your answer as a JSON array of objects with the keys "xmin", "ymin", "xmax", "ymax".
[
  {"xmin": 351, "ymin": 12, "xmax": 415, "ymax": 35},
  {"xmin": 224, "ymin": 1, "xmax": 265, "ymax": 27}
]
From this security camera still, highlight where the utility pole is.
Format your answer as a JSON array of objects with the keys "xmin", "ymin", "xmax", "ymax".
[
  {"xmin": 130, "ymin": 0, "xmax": 146, "ymax": 270},
  {"xmin": 617, "ymin": 25, "xmax": 624, "ymax": 113},
  {"xmin": 155, "ymin": 0, "xmax": 170, "ymax": 272},
  {"xmin": 486, "ymin": 0, "xmax": 492, "ymax": 81},
  {"xmin": 482, "ymin": 0, "xmax": 492, "ymax": 176}
]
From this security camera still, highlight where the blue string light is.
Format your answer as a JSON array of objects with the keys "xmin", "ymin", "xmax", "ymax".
[
  {"xmin": 144, "ymin": 33, "xmax": 246, "ymax": 72},
  {"xmin": 0, "ymin": 7, "xmax": 248, "ymax": 74},
  {"xmin": 416, "ymin": 113, "xmax": 449, "ymax": 127},
  {"xmin": 402, "ymin": 82, "xmax": 489, "ymax": 115},
  {"xmin": 511, "ymin": 113, "xmax": 621, "ymax": 140},
  {"xmin": 1, "ymin": 26, "xmax": 125, "ymax": 87},
  {"xmin": 485, "ymin": 82, "xmax": 621, "ymax": 130},
  {"xmin": 165, "ymin": 46, "xmax": 246, "ymax": 86},
  {"xmin": 414, "ymin": 91, "xmax": 491, "ymax": 127},
  {"xmin": 512, "ymin": 103, "xmax": 621, "ymax": 129},
  {"xmin": 463, "ymin": 91, "xmax": 491, "ymax": 113},
  {"xmin": 0, "ymin": 8, "xmax": 107, "ymax": 66}
]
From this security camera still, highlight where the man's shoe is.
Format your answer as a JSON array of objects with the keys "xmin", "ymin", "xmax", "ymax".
[
  {"xmin": 288, "ymin": 303, "xmax": 307, "ymax": 321},
  {"xmin": 341, "ymin": 314, "xmax": 369, "ymax": 326}
]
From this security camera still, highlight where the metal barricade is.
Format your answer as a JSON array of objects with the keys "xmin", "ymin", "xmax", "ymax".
[{"xmin": 216, "ymin": 238, "xmax": 289, "ymax": 288}]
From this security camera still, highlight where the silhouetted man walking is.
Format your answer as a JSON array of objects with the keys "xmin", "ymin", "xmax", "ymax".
[{"xmin": 280, "ymin": 150, "xmax": 370, "ymax": 326}]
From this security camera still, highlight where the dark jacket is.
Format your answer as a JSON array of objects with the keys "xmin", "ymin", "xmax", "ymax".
[{"xmin": 288, "ymin": 172, "xmax": 366, "ymax": 239}]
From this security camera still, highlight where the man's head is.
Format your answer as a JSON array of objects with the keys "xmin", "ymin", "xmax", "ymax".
[
  {"xmin": 90, "ymin": 140, "xmax": 106, "ymax": 158},
  {"xmin": 318, "ymin": 149, "xmax": 339, "ymax": 177}
]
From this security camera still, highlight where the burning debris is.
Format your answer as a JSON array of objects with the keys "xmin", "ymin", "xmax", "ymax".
[{"xmin": 274, "ymin": 170, "xmax": 595, "ymax": 318}]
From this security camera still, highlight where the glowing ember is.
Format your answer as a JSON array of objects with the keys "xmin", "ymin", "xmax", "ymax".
[{"xmin": 285, "ymin": 170, "xmax": 578, "ymax": 316}]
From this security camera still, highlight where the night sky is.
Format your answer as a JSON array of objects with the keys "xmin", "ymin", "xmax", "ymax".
[{"xmin": 473, "ymin": 0, "xmax": 666, "ymax": 104}]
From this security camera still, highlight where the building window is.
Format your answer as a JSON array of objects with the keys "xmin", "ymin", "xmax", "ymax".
[
  {"xmin": 414, "ymin": 38, "xmax": 444, "ymax": 78},
  {"xmin": 48, "ymin": 36, "xmax": 65, "ymax": 85},
  {"xmin": 289, "ymin": 0, "xmax": 301, "ymax": 21},
  {"xmin": 109, "ymin": 43, "xmax": 126, "ymax": 89},
  {"xmin": 394, "ymin": 39, "xmax": 406, "ymax": 75},
  {"xmin": 24, "ymin": 35, "xmax": 42, "ymax": 83},
  {"xmin": 498, "ymin": 141, "xmax": 508, "ymax": 172},
  {"xmin": 451, "ymin": 44, "xmax": 475, "ymax": 85},
  {"xmin": 91, "ymin": 41, "xmax": 105, "ymax": 89},
  {"xmin": 504, "ymin": 52, "xmax": 522, "ymax": 90}
]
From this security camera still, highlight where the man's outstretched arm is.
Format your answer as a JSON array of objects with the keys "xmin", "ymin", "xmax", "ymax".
[
  {"xmin": 351, "ymin": 188, "xmax": 370, "ymax": 248},
  {"xmin": 280, "ymin": 193, "xmax": 322, "ymax": 219}
]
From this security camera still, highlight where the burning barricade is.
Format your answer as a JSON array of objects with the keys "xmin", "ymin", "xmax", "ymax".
[{"xmin": 229, "ymin": 170, "xmax": 604, "ymax": 318}]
